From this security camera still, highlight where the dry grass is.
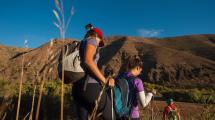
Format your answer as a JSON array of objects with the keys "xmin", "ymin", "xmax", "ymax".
[
  {"xmin": 35, "ymin": 40, "xmax": 54, "ymax": 120},
  {"xmin": 2, "ymin": 112, "xmax": 6, "ymax": 120},
  {"xmin": 29, "ymin": 85, "xmax": 36, "ymax": 120},
  {"xmin": 53, "ymin": 0, "xmax": 74, "ymax": 119},
  {"xmin": 16, "ymin": 40, "xmax": 28, "ymax": 120}
]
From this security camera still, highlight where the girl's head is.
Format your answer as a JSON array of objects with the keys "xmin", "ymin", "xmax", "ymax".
[
  {"xmin": 166, "ymin": 98, "xmax": 174, "ymax": 105},
  {"xmin": 84, "ymin": 23, "xmax": 104, "ymax": 47},
  {"xmin": 125, "ymin": 55, "xmax": 143, "ymax": 76}
]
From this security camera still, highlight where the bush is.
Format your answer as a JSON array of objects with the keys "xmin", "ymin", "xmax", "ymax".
[
  {"xmin": 0, "ymin": 79, "xmax": 73, "ymax": 120},
  {"xmin": 144, "ymin": 82, "xmax": 215, "ymax": 104}
]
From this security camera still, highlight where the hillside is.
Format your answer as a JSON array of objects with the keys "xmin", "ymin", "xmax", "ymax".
[{"xmin": 0, "ymin": 34, "xmax": 215, "ymax": 88}]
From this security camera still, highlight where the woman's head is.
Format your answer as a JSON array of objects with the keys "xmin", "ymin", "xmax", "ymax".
[
  {"xmin": 125, "ymin": 55, "xmax": 143, "ymax": 76},
  {"xmin": 84, "ymin": 23, "xmax": 104, "ymax": 47}
]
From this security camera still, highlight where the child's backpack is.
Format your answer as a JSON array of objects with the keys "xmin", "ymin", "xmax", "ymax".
[
  {"xmin": 167, "ymin": 106, "xmax": 178, "ymax": 120},
  {"xmin": 114, "ymin": 75, "xmax": 136, "ymax": 118},
  {"xmin": 58, "ymin": 41, "xmax": 85, "ymax": 84}
]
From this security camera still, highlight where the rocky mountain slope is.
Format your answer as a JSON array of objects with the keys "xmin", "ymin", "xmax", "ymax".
[{"xmin": 0, "ymin": 34, "xmax": 214, "ymax": 88}]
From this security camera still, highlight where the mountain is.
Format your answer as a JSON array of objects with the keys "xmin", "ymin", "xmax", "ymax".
[{"xmin": 0, "ymin": 34, "xmax": 215, "ymax": 88}]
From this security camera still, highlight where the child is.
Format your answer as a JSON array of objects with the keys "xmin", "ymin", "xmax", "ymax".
[
  {"xmin": 163, "ymin": 98, "xmax": 181, "ymax": 120},
  {"xmin": 117, "ymin": 55, "xmax": 156, "ymax": 120}
]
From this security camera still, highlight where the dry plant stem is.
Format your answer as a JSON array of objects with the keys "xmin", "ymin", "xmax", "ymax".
[
  {"xmin": 16, "ymin": 54, "xmax": 25, "ymax": 120},
  {"xmin": 2, "ymin": 112, "xmax": 7, "ymax": 120},
  {"xmin": 29, "ymin": 85, "xmax": 37, "ymax": 120},
  {"xmin": 60, "ymin": 2, "xmax": 65, "ymax": 119},
  {"xmin": 61, "ymin": 44, "xmax": 65, "ymax": 120},
  {"xmin": 53, "ymin": 0, "xmax": 74, "ymax": 119},
  {"xmin": 29, "ymin": 72, "xmax": 38, "ymax": 120},
  {"xmin": 36, "ymin": 59, "xmax": 53, "ymax": 119},
  {"xmin": 23, "ymin": 112, "xmax": 30, "ymax": 120},
  {"xmin": 57, "ymin": 0, "xmax": 66, "ymax": 119},
  {"xmin": 35, "ymin": 41, "xmax": 53, "ymax": 120},
  {"xmin": 35, "ymin": 75, "xmax": 45, "ymax": 120}
]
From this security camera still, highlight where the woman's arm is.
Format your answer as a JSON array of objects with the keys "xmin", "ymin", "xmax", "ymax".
[
  {"xmin": 138, "ymin": 91, "xmax": 153, "ymax": 107},
  {"xmin": 84, "ymin": 43, "xmax": 107, "ymax": 84}
]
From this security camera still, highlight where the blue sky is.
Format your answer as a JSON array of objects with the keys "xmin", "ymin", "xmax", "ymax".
[{"xmin": 0, "ymin": 0, "xmax": 215, "ymax": 48}]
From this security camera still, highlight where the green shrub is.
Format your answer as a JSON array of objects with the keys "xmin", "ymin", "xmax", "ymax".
[{"xmin": 144, "ymin": 82, "xmax": 215, "ymax": 104}]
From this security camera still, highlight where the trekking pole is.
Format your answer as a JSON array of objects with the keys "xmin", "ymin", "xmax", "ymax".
[
  {"xmin": 111, "ymin": 88, "xmax": 114, "ymax": 120},
  {"xmin": 89, "ymin": 81, "xmax": 108, "ymax": 120},
  {"xmin": 88, "ymin": 67, "xmax": 115, "ymax": 120},
  {"xmin": 151, "ymin": 95, "xmax": 154, "ymax": 120},
  {"xmin": 89, "ymin": 74, "xmax": 115, "ymax": 120}
]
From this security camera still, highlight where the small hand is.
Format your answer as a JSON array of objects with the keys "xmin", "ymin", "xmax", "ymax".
[
  {"xmin": 151, "ymin": 89, "xmax": 157, "ymax": 95},
  {"xmin": 107, "ymin": 78, "xmax": 115, "ymax": 87}
]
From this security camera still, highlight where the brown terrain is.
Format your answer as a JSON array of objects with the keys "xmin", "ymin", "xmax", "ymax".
[{"xmin": 0, "ymin": 34, "xmax": 215, "ymax": 88}]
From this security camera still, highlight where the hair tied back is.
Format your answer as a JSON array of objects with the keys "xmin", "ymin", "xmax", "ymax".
[{"xmin": 85, "ymin": 23, "xmax": 94, "ymax": 31}]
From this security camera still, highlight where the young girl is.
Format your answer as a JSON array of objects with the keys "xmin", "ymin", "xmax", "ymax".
[
  {"xmin": 163, "ymin": 98, "xmax": 181, "ymax": 120},
  {"xmin": 118, "ymin": 55, "xmax": 156, "ymax": 120},
  {"xmin": 72, "ymin": 24, "xmax": 115, "ymax": 120}
]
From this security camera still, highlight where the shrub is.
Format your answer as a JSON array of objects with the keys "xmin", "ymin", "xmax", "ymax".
[{"xmin": 144, "ymin": 82, "xmax": 215, "ymax": 104}]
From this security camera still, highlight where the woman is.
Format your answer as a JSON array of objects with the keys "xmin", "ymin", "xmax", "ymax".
[{"xmin": 72, "ymin": 24, "xmax": 115, "ymax": 120}]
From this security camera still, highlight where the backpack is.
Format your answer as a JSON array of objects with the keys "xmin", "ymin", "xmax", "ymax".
[
  {"xmin": 58, "ymin": 41, "xmax": 85, "ymax": 84},
  {"xmin": 114, "ymin": 76, "xmax": 135, "ymax": 118},
  {"xmin": 167, "ymin": 106, "xmax": 178, "ymax": 120}
]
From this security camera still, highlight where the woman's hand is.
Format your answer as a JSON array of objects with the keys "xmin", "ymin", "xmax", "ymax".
[
  {"xmin": 151, "ymin": 89, "xmax": 157, "ymax": 95},
  {"xmin": 107, "ymin": 78, "xmax": 115, "ymax": 87}
]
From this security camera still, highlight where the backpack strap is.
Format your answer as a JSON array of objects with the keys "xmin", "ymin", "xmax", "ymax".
[
  {"xmin": 126, "ymin": 76, "xmax": 136, "ymax": 82},
  {"xmin": 64, "ymin": 41, "xmax": 80, "ymax": 56},
  {"xmin": 125, "ymin": 76, "xmax": 137, "ymax": 112}
]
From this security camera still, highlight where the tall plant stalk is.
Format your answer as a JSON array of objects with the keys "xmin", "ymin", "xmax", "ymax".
[
  {"xmin": 35, "ymin": 74, "xmax": 45, "ymax": 120},
  {"xmin": 16, "ymin": 40, "xmax": 28, "ymax": 120},
  {"xmin": 35, "ymin": 40, "xmax": 54, "ymax": 120},
  {"xmin": 28, "ymin": 71, "xmax": 39, "ymax": 120},
  {"xmin": 29, "ymin": 85, "xmax": 36, "ymax": 120},
  {"xmin": 53, "ymin": 0, "xmax": 74, "ymax": 119}
]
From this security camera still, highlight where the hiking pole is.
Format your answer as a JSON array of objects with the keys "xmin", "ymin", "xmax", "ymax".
[
  {"xmin": 151, "ymin": 81, "xmax": 156, "ymax": 120},
  {"xmin": 89, "ymin": 70, "xmax": 115, "ymax": 120},
  {"xmin": 111, "ymin": 88, "xmax": 114, "ymax": 120},
  {"xmin": 89, "ymin": 76, "xmax": 115, "ymax": 120},
  {"xmin": 151, "ymin": 95, "xmax": 154, "ymax": 120}
]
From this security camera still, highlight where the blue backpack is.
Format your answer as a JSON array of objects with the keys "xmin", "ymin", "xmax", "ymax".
[{"xmin": 114, "ymin": 75, "xmax": 135, "ymax": 118}]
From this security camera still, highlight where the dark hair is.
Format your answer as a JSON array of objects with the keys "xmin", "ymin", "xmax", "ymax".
[
  {"xmin": 84, "ymin": 23, "xmax": 97, "ymax": 38},
  {"xmin": 125, "ymin": 55, "xmax": 143, "ymax": 71}
]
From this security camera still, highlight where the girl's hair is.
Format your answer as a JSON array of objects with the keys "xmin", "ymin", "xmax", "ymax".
[
  {"xmin": 84, "ymin": 23, "xmax": 97, "ymax": 38},
  {"xmin": 125, "ymin": 55, "xmax": 143, "ymax": 71}
]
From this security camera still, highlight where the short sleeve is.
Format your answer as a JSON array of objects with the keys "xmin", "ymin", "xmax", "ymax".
[
  {"xmin": 87, "ymin": 39, "xmax": 97, "ymax": 47},
  {"xmin": 134, "ymin": 78, "xmax": 144, "ymax": 92}
]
